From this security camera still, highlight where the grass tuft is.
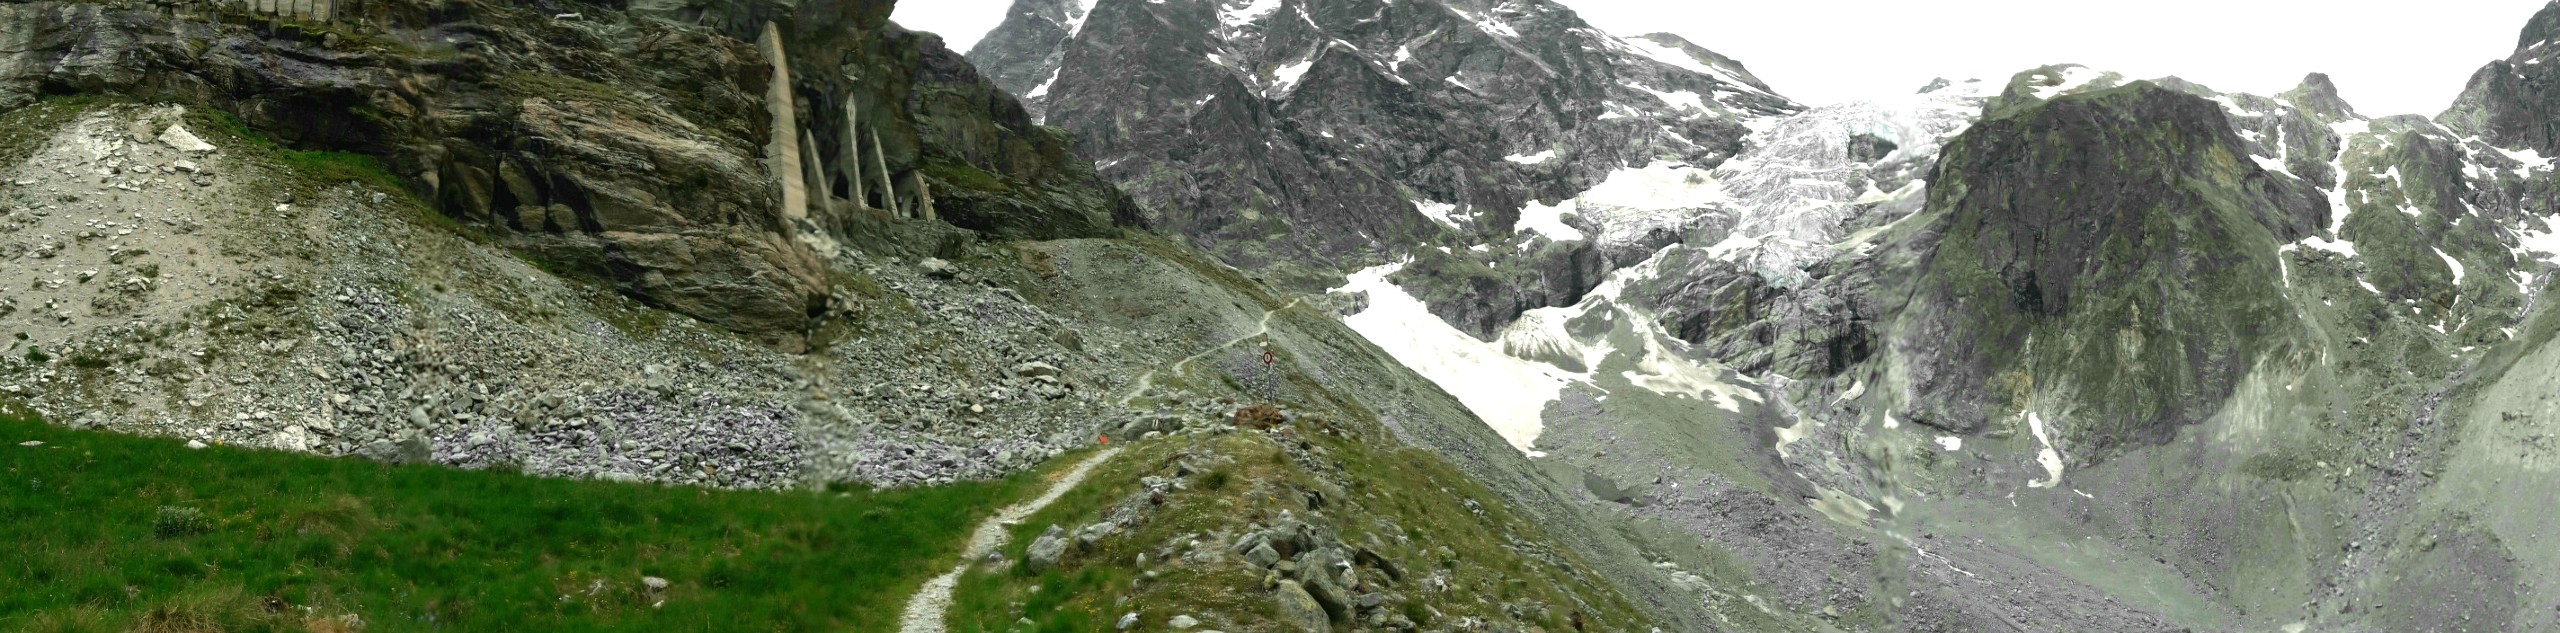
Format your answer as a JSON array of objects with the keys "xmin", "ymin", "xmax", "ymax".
[{"xmin": 151, "ymin": 506, "xmax": 213, "ymax": 539}]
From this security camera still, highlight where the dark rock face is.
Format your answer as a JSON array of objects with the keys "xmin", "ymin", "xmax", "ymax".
[
  {"xmin": 2280, "ymin": 72, "xmax": 2358, "ymax": 121},
  {"xmin": 1638, "ymin": 250, "xmax": 1879, "ymax": 379},
  {"xmin": 1899, "ymin": 82, "xmax": 2320, "ymax": 448},
  {"xmin": 0, "ymin": 0, "xmax": 1132, "ymax": 350},
  {"xmin": 1634, "ymin": 32, "xmax": 1777, "ymax": 93},
  {"xmin": 2442, "ymin": 1, "xmax": 2560, "ymax": 156},
  {"xmin": 961, "ymin": 0, "xmax": 1088, "ymax": 102},
  {"xmin": 1390, "ymin": 239, "xmax": 1614, "ymax": 338},
  {"xmin": 2522, "ymin": 0, "xmax": 2560, "ymax": 52},
  {"xmin": 970, "ymin": 0, "xmax": 1799, "ymax": 304}
]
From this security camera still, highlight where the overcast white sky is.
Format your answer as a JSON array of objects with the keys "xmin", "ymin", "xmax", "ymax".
[{"xmin": 892, "ymin": 0, "xmax": 2553, "ymax": 117}]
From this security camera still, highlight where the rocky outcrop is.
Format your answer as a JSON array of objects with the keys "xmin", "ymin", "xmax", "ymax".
[
  {"xmin": 2442, "ymin": 1, "xmax": 2560, "ymax": 156},
  {"xmin": 2280, "ymin": 72, "xmax": 2358, "ymax": 121},
  {"xmin": 0, "ymin": 0, "xmax": 1135, "ymax": 350},
  {"xmin": 965, "ymin": 0, "xmax": 1089, "ymax": 111},
  {"xmin": 1897, "ymin": 81, "xmax": 2322, "ymax": 448}
]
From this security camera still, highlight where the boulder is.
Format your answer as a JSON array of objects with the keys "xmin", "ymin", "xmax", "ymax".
[
  {"xmin": 1245, "ymin": 541, "xmax": 1281, "ymax": 569},
  {"xmin": 1025, "ymin": 525, "xmax": 1069, "ymax": 572},
  {"xmin": 1273, "ymin": 581, "xmax": 1331, "ymax": 633}
]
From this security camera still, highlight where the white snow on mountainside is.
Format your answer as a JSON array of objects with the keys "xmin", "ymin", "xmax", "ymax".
[
  {"xmin": 1357, "ymin": 79, "xmax": 2006, "ymax": 448},
  {"xmin": 1334, "ymin": 263, "xmax": 1578, "ymax": 453}
]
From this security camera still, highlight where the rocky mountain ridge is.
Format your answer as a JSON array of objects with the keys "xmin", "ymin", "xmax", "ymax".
[
  {"xmin": 970, "ymin": 0, "xmax": 1801, "ymax": 333},
  {"xmin": 1308, "ymin": 2, "xmax": 2560, "ymax": 629},
  {"xmin": 10, "ymin": 0, "xmax": 2560, "ymax": 630}
]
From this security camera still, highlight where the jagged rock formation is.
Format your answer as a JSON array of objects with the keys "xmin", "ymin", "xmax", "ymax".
[
  {"xmin": 969, "ymin": 0, "xmax": 1799, "ymax": 310},
  {"xmin": 2443, "ymin": 1, "xmax": 2560, "ymax": 156},
  {"xmin": 965, "ymin": 0, "xmax": 1092, "ymax": 103}
]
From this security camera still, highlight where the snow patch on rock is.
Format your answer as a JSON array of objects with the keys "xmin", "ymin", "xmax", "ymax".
[
  {"xmin": 2250, "ymin": 154, "xmax": 2293, "ymax": 176},
  {"xmin": 2515, "ymin": 216, "xmax": 2560, "ymax": 265},
  {"xmin": 1620, "ymin": 38, "xmax": 1768, "ymax": 97},
  {"xmin": 1220, "ymin": 0, "xmax": 1282, "ymax": 27},
  {"xmin": 1412, "ymin": 199, "xmax": 1462, "ymax": 229},
  {"xmin": 1505, "ymin": 150, "xmax": 1557, "ymax": 165},
  {"xmin": 1269, "ymin": 58, "xmax": 1315, "ymax": 96},
  {"xmin": 2024, "ymin": 412, "xmax": 2064, "ymax": 488},
  {"xmin": 1514, "ymin": 199, "xmax": 1586, "ymax": 242},
  {"xmin": 2493, "ymin": 146, "xmax": 2553, "ymax": 178},
  {"xmin": 1025, "ymin": 69, "xmax": 1061, "ymax": 100},
  {"xmin": 1514, "ymin": 161, "xmax": 1732, "ymax": 249},
  {"xmin": 1062, "ymin": 0, "xmax": 1102, "ymax": 38},
  {"xmin": 1335, "ymin": 263, "xmax": 1575, "ymax": 452},
  {"xmin": 2435, "ymin": 247, "xmax": 2466, "ymax": 285},
  {"xmin": 2029, "ymin": 66, "xmax": 2108, "ymax": 100},
  {"xmin": 1627, "ymin": 82, "xmax": 1706, "ymax": 112}
]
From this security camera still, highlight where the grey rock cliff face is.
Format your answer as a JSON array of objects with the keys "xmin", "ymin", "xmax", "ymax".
[
  {"xmin": 967, "ymin": 0, "xmax": 1092, "ymax": 100},
  {"xmin": 0, "ymin": 0, "xmax": 1134, "ymax": 350},
  {"xmin": 969, "ymin": 0, "xmax": 1799, "ymax": 308},
  {"xmin": 2443, "ymin": 1, "xmax": 2560, "ymax": 155},
  {"xmin": 1900, "ymin": 82, "xmax": 2318, "ymax": 442}
]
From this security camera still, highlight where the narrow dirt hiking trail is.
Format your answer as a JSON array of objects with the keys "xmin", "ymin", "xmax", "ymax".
[
  {"xmin": 897, "ymin": 447, "xmax": 1122, "ymax": 633},
  {"xmin": 1117, "ymin": 298, "xmax": 1304, "ymax": 406}
]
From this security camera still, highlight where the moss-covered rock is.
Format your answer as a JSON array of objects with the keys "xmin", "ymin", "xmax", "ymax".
[
  {"xmin": 1899, "ymin": 81, "xmax": 2322, "ymax": 454},
  {"xmin": 2442, "ymin": 2, "xmax": 2560, "ymax": 156}
]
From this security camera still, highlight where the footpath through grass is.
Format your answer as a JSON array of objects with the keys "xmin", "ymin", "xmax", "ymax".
[{"xmin": 0, "ymin": 409, "xmax": 1045, "ymax": 632}]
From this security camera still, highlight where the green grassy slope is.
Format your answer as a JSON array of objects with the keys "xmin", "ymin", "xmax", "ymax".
[{"xmin": 0, "ymin": 408, "xmax": 1050, "ymax": 633}]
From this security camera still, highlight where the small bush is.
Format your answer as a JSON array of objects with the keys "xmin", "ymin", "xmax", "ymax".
[
  {"xmin": 152, "ymin": 506, "xmax": 211, "ymax": 539},
  {"xmin": 1200, "ymin": 468, "xmax": 1232, "ymax": 491}
]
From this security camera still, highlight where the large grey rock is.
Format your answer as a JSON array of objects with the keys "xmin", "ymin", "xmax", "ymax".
[
  {"xmin": 1300, "ymin": 569, "xmax": 1351, "ymax": 624},
  {"xmin": 1010, "ymin": 361, "xmax": 1062, "ymax": 379},
  {"xmin": 1273, "ymin": 581, "xmax": 1331, "ymax": 633},
  {"xmin": 1025, "ymin": 525, "xmax": 1069, "ymax": 572},
  {"xmin": 918, "ymin": 257, "xmax": 959, "ymax": 279},
  {"xmin": 1245, "ymin": 541, "xmax": 1281, "ymax": 569}
]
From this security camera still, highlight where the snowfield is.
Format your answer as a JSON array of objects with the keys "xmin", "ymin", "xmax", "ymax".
[{"xmin": 1335, "ymin": 263, "xmax": 1579, "ymax": 453}]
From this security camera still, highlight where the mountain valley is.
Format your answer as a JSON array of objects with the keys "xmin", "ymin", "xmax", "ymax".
[{"xmin": 4, "ymin": 0, "xmax": 2560, "ymax": 631}]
